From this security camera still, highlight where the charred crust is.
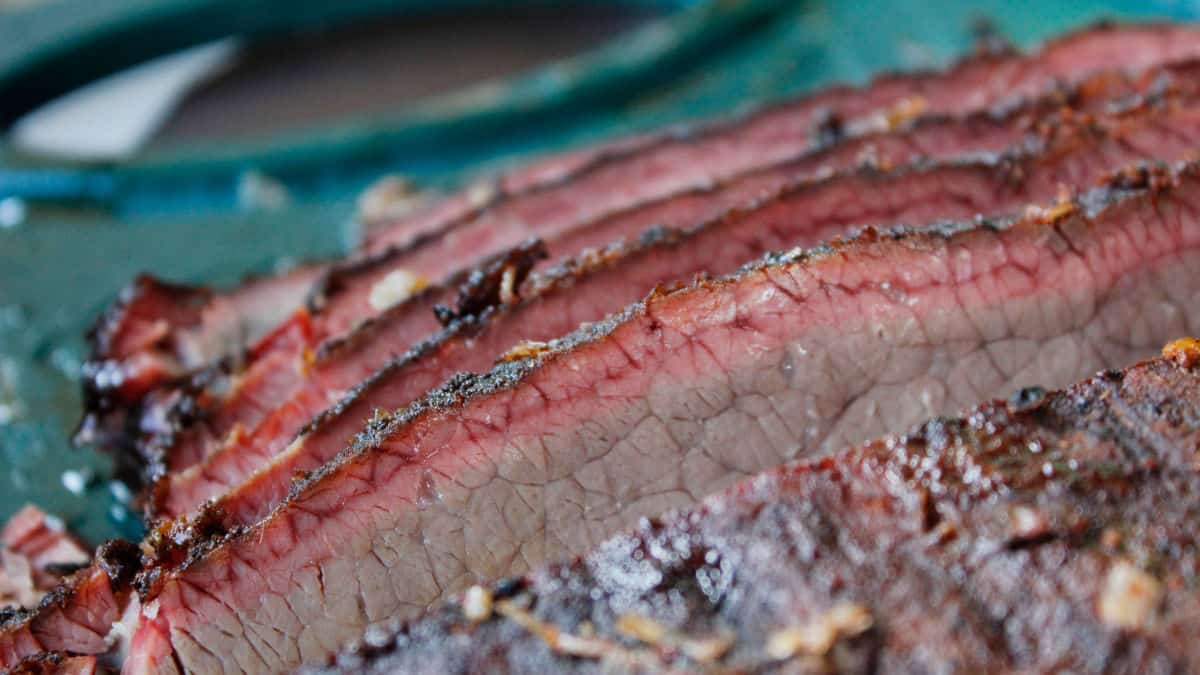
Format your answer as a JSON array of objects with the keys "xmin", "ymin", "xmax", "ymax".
[
  {"xmin": 0, "ymin": 605, "xmax": 33, "ymax": 630},
  {"xmin": 144, "ymin": 503, "xmax": 230, "ymax": 569},
  {"xmin": 96, "ymin": 539, "xmax": 143, "ymax": 590},
  {"xmin": 38, "ymin": 561, "xmax": 88, "ymax": 579},
  {"xmin": 135, "ymin": 508, "xmax": 249, "ymax": 599},
  {"xmin": 435, "ymin": 238, "xmax": 548, "ymax": 327}
]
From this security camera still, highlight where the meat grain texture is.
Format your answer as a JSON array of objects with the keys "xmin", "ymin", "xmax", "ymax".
[{"xmin": 125, "ymin": 161, "xmax": 1200, "ymax": 673}]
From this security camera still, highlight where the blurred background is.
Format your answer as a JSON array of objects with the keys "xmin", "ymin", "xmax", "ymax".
[{"xmin": 0, "ymin": 0, "xmax": 1194, "ymax": 543}]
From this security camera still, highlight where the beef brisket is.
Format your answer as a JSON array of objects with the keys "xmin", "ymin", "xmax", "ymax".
[
  {"xmin": 75, "ymin": 268, "xmax": 321, "ymax": 483},
  {"xmin": 311, "ymin": 347, "xmax": 1200, "ymax": 674},
  {"xmin": 156, "ymin": 90, "xmax": 1200, "ymax": 526},
  {"xmin": 125, "ymin": 161, "xmax": 1200, "ymax": 672},
  {"xmin": 0, "ymin": 541, "xmax": 139, "ymax": 669},
  {"xmin": 1, "ymin": 507, "xmax": 89, "ymax": 610},
  {"xmin": 83, "ymin": 22, "xmax": 1200, "ymax": 481}
]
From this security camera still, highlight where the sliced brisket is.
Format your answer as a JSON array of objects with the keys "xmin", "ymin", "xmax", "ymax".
[
  {"xmin": 312, "ymin": 347, "xmax": 1200, "ymax": 674},
  {"xmin": 126, "ymin": 161, "xmax": 1200, "ymax": 672},
  {"xmin": 0, "ymin": 541, "xmax": 139, "ymax": 669},
  {"xmin": 0, "ymin": 507, "xmax": 89, "ymax": 610},
  {"xmin": 156, "ymin": 91, "xmax": 1200, "ymax": 525},
  {"xmin": 75, "ymin": 268, "xmax": 321, "ymax": 483},
  {"xmin": 85, "ymin": 21, "xmax": 1200, "ymax": 480}
]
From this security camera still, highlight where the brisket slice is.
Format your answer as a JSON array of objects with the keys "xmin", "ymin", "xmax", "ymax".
[
  {"xmin": 156, "ymin": 92, "xmax": 1200, "ymax": 525},
  {"xmin": 1, "ymin": 507, "xmax": 90, "ymax": 610},
  {"xmin": 87, "ymin": 21, "xmax": 1200, "ymax": 480},
  {"xmin": 0, "ymin": 541, "xmax": 139, "ymax": 669},
  {"xmin": 313, "ymin": 348, "xmax": 1200, "ymax": 675},
  {"xmin": 74, "ymin": 267, "xmax": 321, "ymax": 483},
  {"xmin": 127, "ymin": 161, "xmax": 1200, "ymax": 673}
]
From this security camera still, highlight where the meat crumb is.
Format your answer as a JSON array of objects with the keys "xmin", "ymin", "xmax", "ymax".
[
  {"xmin": 1024, "ymin": 199, "xmax": 1077, "ymax": 224},
  {"xmin": 765, "ymin": 603, "xmax": 873, "ymax": 659},
  {"xmin": 498, "ymin": 340, "xmax": 551, "ymax": 364},
  {"xmin": 1162, "ymin": 337, "xmax": 1200, "ymax": 369},
  {"xmin": 462, "ymin": 585, "xmax": 493, "ymax": 622},
  {"xmin": 884, "ymin": 96, "xmax": 928, "ymax": 130},
  {"xmin": 367, "ymin": 269, "xmax": 429, "ymax": 311},
  {"xmin": 1098, "ymin": 560, "xmax": 1162, "ymax": 629},
  {"xmin": 615, "ymin": 614, "xmax": 666, "ymax": 645},
  {"xmin": 1008, "ymin": 505, "xmax": 1050, "ymax": 541},
  {"xmin": 1101, "ymin": 528, "xmax": 1122, "ymax": 549},
  {"xmin": 494, "ymin": 599, "xmax": 611, "ymax": 659},
  {"xmin": 615, "ymin": 613, "xmax": 734, "ymax": 663},
  {"xmin": 356, "ymin": 175, "xmax": 424, "ymax": 224}
]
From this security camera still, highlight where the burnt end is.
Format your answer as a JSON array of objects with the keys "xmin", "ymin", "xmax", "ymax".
[
  {"xmin": 433, "ymin": 238, "xmax": 548, "ymax": 326},
  {"xmin": 95, "ymin": 540, "xmax": 143, "ymax": 591},
  {"xmin": 316, "ymin": 355, "xmax": 1200, "ymax": 674}
]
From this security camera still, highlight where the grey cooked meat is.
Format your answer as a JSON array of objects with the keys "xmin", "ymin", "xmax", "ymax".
[
  {"xmin": 81, "ymin": 21, "xmax": 1200, "ymax": 482},
  {"xmin": 312, "ymin": 345, "xmax": 1200, "ymax": 674},
  {"xmin": 157, "ymin": 87, "xmax": 1200, "ymax": 528},
  {"xmin": 125, "ymin": 161, "xmax": 1200, "ymax": 673}
]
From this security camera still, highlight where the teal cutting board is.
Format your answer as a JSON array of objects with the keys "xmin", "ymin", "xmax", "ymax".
[{"xmin": 1, "ymin": 0, "xmax": 1196, "ymax": 543}]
